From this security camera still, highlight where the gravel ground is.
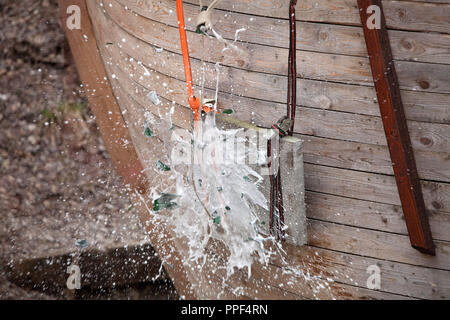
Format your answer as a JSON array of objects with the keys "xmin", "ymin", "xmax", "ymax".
[{"xmin": 0, "ymin": 0, "xmax": 173, "ymax": 299}]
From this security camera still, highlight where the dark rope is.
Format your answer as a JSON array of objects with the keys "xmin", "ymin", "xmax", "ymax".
[
  {"xmin": 287, "ymin": 0, "xmax": 297, "ymax": 134},
  {"xmin": 268, "ymin": 0, "xmax": 297, "ymax": 240}
]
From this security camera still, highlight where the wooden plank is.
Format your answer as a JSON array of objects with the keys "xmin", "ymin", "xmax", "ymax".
[
  {"xmin": 104, "ymin": 44, "xmax": 450, "ymax": 243},
  {"xmin": 101, "ymin": 1, "xmax": 450, "ymax": 124},
  {"xmin": 106, "ymin": 0, "xmax": 450, "ymax": 94},
  {"xmin": 112, "ymin": 64, "xmax": 450, "ymax": 248},
  {"xmin": 54, "ymin": 0, "xmax": 423, "ymax": 301},
  {"xmin": 116, "ymin": 0, "xmax": 450, "ymax": 65},
  {"xmin": 281, "ymin": 245, "xmax": 450, "ymax": 299},
  {"xmin": 100, "ymin": 26, "xmax": 449, "ymax": 185},
  {"xmin": 105, "ymin": 35, "xmax": 450, "ymax": 155},
  {"xmin": 110, "ymin": 62, "xmax": 450, "ymax": 216},
  {"xmin": 299, "ymin": 135, "xmax": 450, "ymax": 183},
  {"xmin": 98, "ymin": 37, "xmax": 450, "ymax": 246},
  {"xmin": 110, "ymin": 57, "xmax": 450, "ymax": 186},
  {"xmin": 304, "ymin": 163, "xmax": 450, "ymax": 215},
  {"xmin": 104, "ymin": 53, "xmax": 450, "ymax": 216},
  {"xmin": 104, "ymin": 48, "xmax": 450, "ymax": 214},
  {"xmin": 306, "ymin": 220, "xmax": 450, "ymax": 270},
  {"xmin": 358, "ymin": 0, "xmax": 434, "ymax": 254},
  {"xmin": 114, "ymin": 0, "xmax": 450, "ymax": 65},
  {"xmin": 201, "ymin": 235, "xmax": 416, "ymax": 300},
  {"xmin": 59, "ymin": 0, "xmax": 147, "ymax": 193},
  {"xmin": 251, "ymin": 254, "xmax": 414, "ymax": 300},
  {"xmin": 181, "ymin": 0, "xmax": 450, "ymax": 34},
  {"xmin": 306, "ymin": 191, "xmax": 450, "ymax": 243},
  {"xmin": 109, "ymin": 63, "xmax": 450, "ymax": 245},
  {"xmin": 95, "ymin": 8, "xmax": 450, "ymax": 155},
  {"xmin": 112, "ymin": 54, "xmax": 450, "ymax": 177}
]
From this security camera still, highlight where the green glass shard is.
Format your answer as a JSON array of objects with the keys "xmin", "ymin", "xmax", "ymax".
[
  {"xmin": 153, "ymin": 200, "xmax": 178, "ymax": 212},
  {"xmin": 153, "ymin": 199, "xmax": 160, "ymax": 212},
  {"xmin": 144, "ymin": 126, "xmax": 154, "ymax": 137},
  {"xmin": 222, "ymin": 109, "xmax": 234, "ymax": 115},
  {"xmin": 152, "ymin": 193, "xmax": 179, "ymax": 212},
  {"xmin": 213, "ymin": 216, "xmax": 220, "ymax": 225},
  {"xmin": 144, "ymin": 121, "xmax": 155, "ymax": 137},
  {"xmin": 196, "ymin": 24, "xmax": 207, "ymax": 35},
  {"xmin": 156, "ymin": 160, "xmax": 171, "ymax": 171},
  {"xmin": 75, "ymin": 239, "xmax": 88, "ymax": 250},
  {"xmin": 243, "ymin": 176, "xmax": 251, "ymax": 182}
]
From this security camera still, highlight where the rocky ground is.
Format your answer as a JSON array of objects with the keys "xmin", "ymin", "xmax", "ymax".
[{"xmin": 0, "ymin": 0, "xmax": 176, "ymax": 299}]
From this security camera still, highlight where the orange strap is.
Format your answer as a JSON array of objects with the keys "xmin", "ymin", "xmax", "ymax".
[{"xmin": 176, "ymin": 0, "xmax": 212, "ymax": 122}]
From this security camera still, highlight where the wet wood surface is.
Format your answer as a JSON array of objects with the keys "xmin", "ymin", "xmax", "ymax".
[{"xmin": 66, "ymin": 0, "xmax": 450, "ymax": 299}]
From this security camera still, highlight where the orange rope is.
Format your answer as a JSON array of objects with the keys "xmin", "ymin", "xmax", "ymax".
[{"xmin": 176, "ymin": 0, "xmax": 212, "ymax": 122}]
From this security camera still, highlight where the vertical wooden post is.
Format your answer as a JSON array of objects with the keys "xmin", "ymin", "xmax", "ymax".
[
  {"xmin": 58, "ymin": 0, "xmax": 147, "ymax": 192},
  {"xmin": 357, "ymin": 0, "xmax": 435, "ymax": 255},
  {"xmin": 58, "ymin": 0, "xmax": 197, "ymax": 298}
]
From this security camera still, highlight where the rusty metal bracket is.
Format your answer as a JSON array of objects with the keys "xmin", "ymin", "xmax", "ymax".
[{"xmin": 357, "ymin": 0, "xmax": 435, "ymax": 255}]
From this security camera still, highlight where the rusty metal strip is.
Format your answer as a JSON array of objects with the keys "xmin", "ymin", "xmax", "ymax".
[{"xmin": 357, "ymin": 0, "xmax": 435, "ymax": 255}]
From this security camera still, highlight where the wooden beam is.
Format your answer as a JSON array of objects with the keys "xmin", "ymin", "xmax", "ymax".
[
  {"xmin": 357, "ymin": 0, "xmax": 435, "ymax": 255},
  {"xmin": 58, "ymin": 0, "xmax": 197, "ymax": 298},
  {"xmin": 58, "ymin": 0, "xmax": 147, "ymax": 192}
]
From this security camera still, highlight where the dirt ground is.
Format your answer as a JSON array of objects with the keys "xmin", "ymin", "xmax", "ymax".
[{"xmin": 0, "ymin": 0, "xmax": 176, "ymax": 299}]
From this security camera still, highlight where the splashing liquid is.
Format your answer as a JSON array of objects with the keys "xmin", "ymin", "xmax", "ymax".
[
  {"xmin": 188, "ymin": 113, "xmax": 272, "ymax": 277},
  {"xmin": 135, "ymin": 29, "xmax": 333, "ymax": 299},
  {"xmin": 139, "ymin": 108, "xmax": 333, "ymax": 298}
]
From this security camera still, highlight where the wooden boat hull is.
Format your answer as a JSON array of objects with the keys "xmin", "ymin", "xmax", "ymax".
[{"xmin": 60, "ymin": 0, "xmax": 450, "ymax": 299}]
